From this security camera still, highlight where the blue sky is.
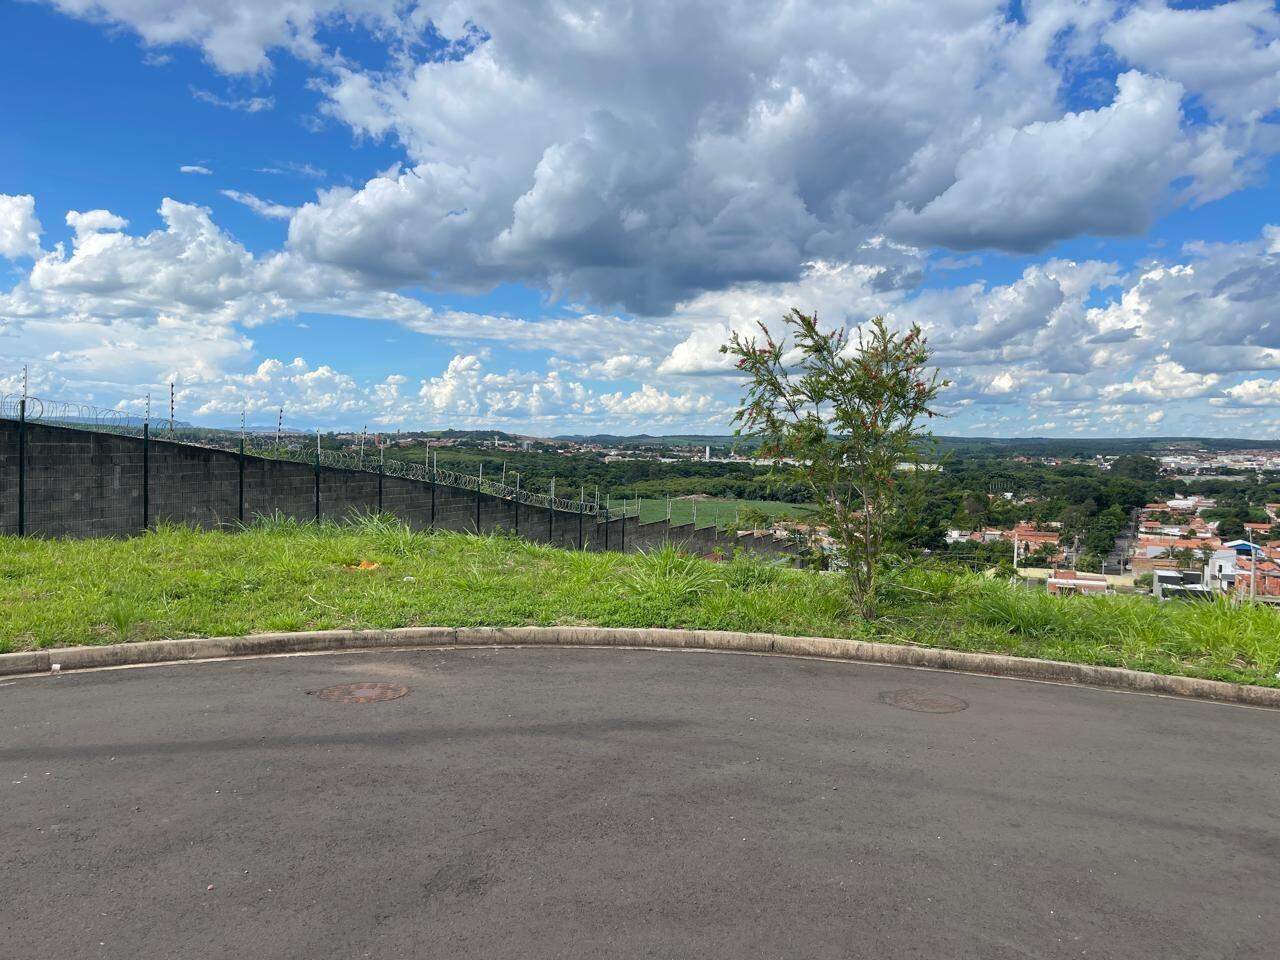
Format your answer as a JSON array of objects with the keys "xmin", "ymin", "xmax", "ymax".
[{"xmin": 2, "ymin": 1, "xmax": 1280, "ymax": 437}]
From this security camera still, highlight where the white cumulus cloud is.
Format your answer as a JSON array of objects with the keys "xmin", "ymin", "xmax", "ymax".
[
  {"xmin": 887, "ymin": 72, "xmax": 1209, "ymax": 252},
  {"xmin": 0, "ymin": 194, "xmax": 42, "ymax": 259}
]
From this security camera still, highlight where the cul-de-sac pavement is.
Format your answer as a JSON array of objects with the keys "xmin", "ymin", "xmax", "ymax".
[{"xmin": 4, "ymin": 647, "xmax": 1276, "ymax": 960}]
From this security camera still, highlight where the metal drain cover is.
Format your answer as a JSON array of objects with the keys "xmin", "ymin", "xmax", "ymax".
[
  {"xmin": 878, "ymin": 688, "xmax": 968, "ymax": 714},
  {"xmin": 312, "ymin": 682, "xmax": 410, "ymax": 704}
]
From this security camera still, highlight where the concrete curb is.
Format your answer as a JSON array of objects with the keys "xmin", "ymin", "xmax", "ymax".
[{"xmin": 1, "ymin": 626, "xmax": 1277, "ymax": 709}]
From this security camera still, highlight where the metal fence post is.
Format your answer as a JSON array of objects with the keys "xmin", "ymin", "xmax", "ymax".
[
  {"xmin": 548, "ymin": 478, "xmax": 555, "ymax": 543},
  {"xmin": 16, "ymin": 395, "xmax": 26, "ymax": 536},
  {"xmin": 142, "ymin": 420, "xmax": 150, "ymax": 531},
  {"xmin": 430, "ymin": 467, "xmax": 436, "ymax": 528},
  {"xmin": 578, "ymin": 500, "xmax": 584, "ymax": 550},
  {"xmin": 603, "ymin": 505, "xmax": 609, "ymax": 551},
  {"xmin": 377, "ymin": 451, "xmax": 384, "ymax": 514},
  {"xmin": 475, "ymin": 463, "xmax": 483, "ymax": 532},
  {"xmin": 237, "ymin": 435, "xmax": 245, "ymax": 524},
  {"xmin": 314, "ymin": 431, "xmax": 321, "ymax": 522},
  {"xmin": 513, "ymin": 473, "xmax": 520, "ymax": 535}
]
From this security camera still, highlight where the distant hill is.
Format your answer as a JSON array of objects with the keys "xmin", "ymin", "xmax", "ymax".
[{"xmin": 425, "ymin": 428, "xmax": 530, "ymax": 442}]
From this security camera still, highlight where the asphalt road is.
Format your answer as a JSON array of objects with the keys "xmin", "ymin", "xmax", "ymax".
[{"xmin": 3, "ymin": 647, "xmax": 1277, "ymax": 960}]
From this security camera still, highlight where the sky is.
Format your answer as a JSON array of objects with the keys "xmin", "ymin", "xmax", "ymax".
[{"xmin": 1, "ymin": 1, "xmax": 1280, "ymax": 437}]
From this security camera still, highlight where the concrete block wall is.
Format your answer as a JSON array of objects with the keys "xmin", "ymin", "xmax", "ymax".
[
  {"xmin": 243, "ymin": 456, "xmax": 314, "ymax": 523},
  {"xmin": 0, "ymin": 418, "xmax": 20, "ymax": 536},
  {"xmin": 149, "ymin": 436, "xmax": 239, "ymax": 528},
  {"xmin": 550, "ymin": 509, "xmax": 584, "ymax": 550},
  {"xmin": 380, "ymin": 475, "xmax": 432, "ymax": 530},
  {"xmin": 683, "ymin": 524, "xmax": 723, "ymax": 556},
  {"xmin": 664, "ymin": 521, "xmax": 696, "ymax": 549},
  {"xmin": 734, "ymin": 531, "xmax": 803, "ymax": 562},
  {"xmin": 430, "ymin": 483, "xmax": 477, "ymax": 532},
  {"xmin": 319, "ymin": 468, "xmax": 380, "ymax": 523},
  {"xmin": 477, "ymin": 491, "xmax": 519, "ymax": 534},
  {"xmin": 586, "ymin": 515, "xmax": 621, "ymax": 551},
  {"xmin": 513, "ymin": 500, "xmax": 552, "ymax": 543},
  {"xmin": 593, "ymin": 516, "xmax": 609, "ymax": 551},
  {"xmin": 628, "ymin": 518, "xmax": 677, "ymax": 551},
  {"xmin": 16, "ymin": 422, "xmax": 145, "ymax": 538}
]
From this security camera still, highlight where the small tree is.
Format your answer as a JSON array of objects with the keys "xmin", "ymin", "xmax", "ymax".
[{"xmin": 723, "ymin": 310, "xmax": 945, "ymax": 618}]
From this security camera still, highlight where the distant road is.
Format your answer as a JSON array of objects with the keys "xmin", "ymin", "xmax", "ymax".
[{"xmin": 4, "ymin": 648, "xmax": 1277, "ymax": 959}]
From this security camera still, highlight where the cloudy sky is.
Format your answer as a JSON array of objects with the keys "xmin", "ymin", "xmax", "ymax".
[{"xmin": 2, "ymin": 1, "xmax": 1279, "ymax": 436}]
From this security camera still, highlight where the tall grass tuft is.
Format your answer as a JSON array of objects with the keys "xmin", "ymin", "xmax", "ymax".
[
  {"xmin": 622, "ymin": 545, "xmax": 723, "ymax": 607},
  {"xmin": 104, "ymin": 595, "xmax": 141, "ymax": 643}
]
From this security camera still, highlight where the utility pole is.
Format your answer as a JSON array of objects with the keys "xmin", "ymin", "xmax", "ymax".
[
  {"xmin": 168, "ymin": 382, "xmax": 175, "ymax": 434},
  {"xmin": 1248, "ymin": 535, "xmax": 1258, "ymax": 600}
]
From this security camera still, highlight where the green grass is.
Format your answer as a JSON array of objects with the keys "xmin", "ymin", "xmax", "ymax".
[{"xmin": 2, "ymin": 516, "xmax": 1278, "ymax": 689}]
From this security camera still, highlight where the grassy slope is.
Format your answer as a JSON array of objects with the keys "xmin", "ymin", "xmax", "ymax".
[
  {"xmin": 2, "ymin": 517, "xmax": 1277, "ymax": 688},
  {"xmin": 628, "ymin": 497, "xmax": 813, "ymax": 526}
]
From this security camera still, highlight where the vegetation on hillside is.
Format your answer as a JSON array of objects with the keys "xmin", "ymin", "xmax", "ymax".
[{"xmin": 2, "ymin": 517, "xmax": 1277, "ymax": 688}]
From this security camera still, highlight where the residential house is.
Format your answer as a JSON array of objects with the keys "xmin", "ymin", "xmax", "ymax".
[
  {"xmin": 1045, "ymin": 569, "xmax": 1109, "ymax": 595},
  {"xmin": 1233, "ymin": 556, "xmax": 1280, "ymax": 598},
  {"xmin": 1153, "ymin": 569, "xmax": 1214, "ymax": 601},
  {"xmin": 1012, "ymin": 522, "xmax": 1061, "ymax": 564}
]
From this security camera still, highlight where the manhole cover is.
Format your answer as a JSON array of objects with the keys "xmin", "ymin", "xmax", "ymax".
[
  {"xmin": 878, "ymin": 688, "xmax": 968, "ymax": 714},
  {"xmin": 312, "ymin": 682, "xmax": 410, "ymax": 704}
]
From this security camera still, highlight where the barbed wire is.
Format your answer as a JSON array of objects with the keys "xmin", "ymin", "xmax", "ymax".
[{"xmin": 0, "ymin": 393, "xmax": 141, "ymax": 431}]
